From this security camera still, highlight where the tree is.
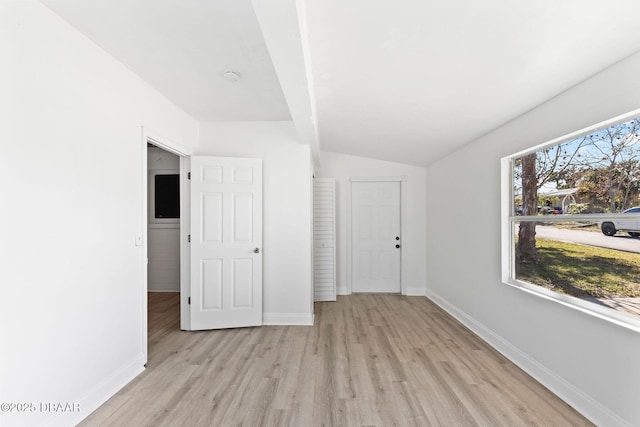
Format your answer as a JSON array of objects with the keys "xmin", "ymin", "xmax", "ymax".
[
  {"xmin": 582, "ymin": 119, "xmax": 640, "ymax": 212},
  {"xmin": 577, "ymin": 167, "xmax": 609, "ymax": 211},
  {"xmin": 618, "ymin": 160, "xmax": 640, "ymax": 209},
  {"xmin": 516, "ymin": 137, "xmax": 589, "ymax": 264},
  {"xmin": 517, "ymin": 153, "xmax": 538, "ymax": 264},
  {"xmin": 576, "ymin": 160, "xmax": 640, "ymax": 211},
  {"xmin": 535, "ymin": 136, "xmax": 590, "ymax": 188}
]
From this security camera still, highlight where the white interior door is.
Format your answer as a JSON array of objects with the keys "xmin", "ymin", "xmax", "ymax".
[
  {"xmin": 190, "ymin": 156, "xmax": 262, "ymax": 330},
  {"xmin": 352, "ymin": 181, "xmax": 401, "ymax": 293}
]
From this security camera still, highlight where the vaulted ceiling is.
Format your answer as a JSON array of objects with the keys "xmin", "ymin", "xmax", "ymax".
[{"xmin": 40, "ymin": 0, "xmax": 640, "ymax": 166}]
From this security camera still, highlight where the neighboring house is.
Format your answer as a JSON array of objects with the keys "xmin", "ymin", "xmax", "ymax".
[
  {"xmin": 542, "ymin": 186, "xmax": 640, "ymax": 213},
  {"xmin": 540, "ymin": 187, "xmax": 579, "ymax": 213},
  {"xmin": 2, "ymin": 2, "xmax": 640, "ymax": 427}
]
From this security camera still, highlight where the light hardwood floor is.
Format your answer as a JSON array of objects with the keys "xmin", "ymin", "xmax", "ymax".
[{"xmin": 80, "ymin": 293, "xmax": 592, "ymax": 426}]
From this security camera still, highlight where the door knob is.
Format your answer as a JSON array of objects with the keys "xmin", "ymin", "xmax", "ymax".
[
  {"xmin": 395, "ymin": 244, "xmax": 400, "ymax": 249},
  {"xmin": 254, "ymin": 248, "xmax": 260, "ymax": 254}
]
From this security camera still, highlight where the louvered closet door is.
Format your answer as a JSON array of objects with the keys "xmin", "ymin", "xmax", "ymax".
[{"xmin": 313, "ymin": 178, "xmax": 336, "ymax": 301}]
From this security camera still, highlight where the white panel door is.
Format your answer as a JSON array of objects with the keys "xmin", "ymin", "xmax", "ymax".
[
  {"xmin": 190, "ymin": 156, "xmax": 262, "ymax": 330},
  {"xmin": 352, "ymin": 181, "xmax": 401, "ymax": 293}
]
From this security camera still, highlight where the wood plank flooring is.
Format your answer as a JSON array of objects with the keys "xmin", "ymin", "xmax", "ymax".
[{"xmin": 79, "ymin": 293, "xmax": 592, "ymax": 426}]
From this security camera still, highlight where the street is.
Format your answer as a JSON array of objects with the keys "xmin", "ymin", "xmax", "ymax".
[{"xmin": 534, "ymin": 225, "xmax": 640, "ymax": 254}]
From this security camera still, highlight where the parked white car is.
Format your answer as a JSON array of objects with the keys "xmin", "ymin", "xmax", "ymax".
[{"xmin": 600, "ymin": 206, "xmax": 640, "ymax": 237}]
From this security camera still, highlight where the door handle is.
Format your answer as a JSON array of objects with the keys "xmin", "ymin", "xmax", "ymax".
[
  {"xmin": 395, "ymin": 244, "xmax": 400, "ymax": 249},
  {"xmin": 396, "ymin": 236, "xmax": 400, "ymax": 240},
  {"xmin": 254, "ymin": 248, "xmax": 260, "ymax": 254}
]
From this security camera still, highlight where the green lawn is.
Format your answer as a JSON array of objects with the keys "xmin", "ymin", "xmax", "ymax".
[{"xmin": 516, "ymin": 238, "xmax": 640, "ymax": 298}]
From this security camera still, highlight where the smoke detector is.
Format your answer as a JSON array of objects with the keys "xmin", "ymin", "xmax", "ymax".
[{"xmin": 223, "ymin": 70, "xmax": 240, "ymax": 82}]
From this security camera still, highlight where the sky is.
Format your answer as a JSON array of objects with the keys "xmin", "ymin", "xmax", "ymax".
[{"xmin": 515, "ymin": 118, "xmax": 640, "ymax": 196}]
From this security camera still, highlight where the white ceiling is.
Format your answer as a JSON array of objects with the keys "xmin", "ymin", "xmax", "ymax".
[
  {"xmin": 40, "ymin": 0, "xmax": 291, "ymax": 122},
  {"xmin": 40, "ymin": 0, "xmax": 640, "ymax": 166}
]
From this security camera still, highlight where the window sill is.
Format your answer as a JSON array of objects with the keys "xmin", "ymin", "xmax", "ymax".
[
  {"xmin": 504, "ymin": 278, "xmax": 640, "ymax": 334},
  {"xmin": 148, "ymin": 223, "xmax": 180, "ymax": 229}
]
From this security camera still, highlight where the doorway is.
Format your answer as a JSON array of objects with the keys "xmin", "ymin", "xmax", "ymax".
[
  {"xmin": 351, "ymin": 181, "xmax": 401, "ymax": 293},
  {"xmin": 141, "ymin": 129, "xmax": 189, "ymax": 364},
  {"xmin": 141, "ymin": 133, "xmax": 265, "ymax": 363},
  {"xmin": 147, "ymin": 144, "xmax": 181, "ymax": 294}
]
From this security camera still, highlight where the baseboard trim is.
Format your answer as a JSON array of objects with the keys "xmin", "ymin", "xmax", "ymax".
[
  {"xmin": 314, "ymin": 293, "xmax": 337, "ymax": 302},
  {"xmin": 147, "ymin": 288, "xmax": 180, "ymax": 293},
  {"xmin": 424, "ymin": 289, "xmax": 631, "ymax": 427},
  {"xmin": 45, "ymin": 355, "xmax": 144, "ymax": 427},
  {"xmin": 336, "ymin": 287, "xmax": 427, "ymax": 296},
  {"xmin": 263, "ymin": 312, "xmax": 314, "ymax": 326}
]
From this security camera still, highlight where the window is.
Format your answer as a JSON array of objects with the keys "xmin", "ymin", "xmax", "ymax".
[
  {"xmin": 154, "ymin": 174, "xmax": 180, "ymax": 218},
  {"xmin": 149, "ymin": 170, "xmax": 180, "ymax": 224},
  {"xmin": 502, "ymin": 111, "xmax": 640, "ymax": 331}
]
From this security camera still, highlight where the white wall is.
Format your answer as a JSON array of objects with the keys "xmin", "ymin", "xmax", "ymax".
[
  {"xmin": 0, "ymin": 3, "xmax": 198, "ymax": 426},
  {"xmin": 316, "ymin": 151, "xmax": 427, "ymax": 296},
  {"xmin": 426, "ymin": 52, "xmax": 640, "ymax": 426},
  {"xmin": 147, "ymin": 147, "xmax": 180, "ymax": 292},
  {"xmin": 198, "ymin": 121, "xmax": 314, "ymax": 325}
]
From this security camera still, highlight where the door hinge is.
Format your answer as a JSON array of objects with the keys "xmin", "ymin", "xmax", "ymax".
[
  {"xmin": 188, "ymin": 297, "xmax": 191, "ymax": 305},
  {"xmin": 188, "ymin": 234, "xmax": 191, "ymax": 242},
  {"xmin": 188, "ymin": 172, "xmax": 191, "ymax": 180}
]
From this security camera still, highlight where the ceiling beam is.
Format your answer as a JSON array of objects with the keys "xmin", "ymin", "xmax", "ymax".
[{"xmin": 252, "ymin": 0, "xmax": 320, "ymax": 166}]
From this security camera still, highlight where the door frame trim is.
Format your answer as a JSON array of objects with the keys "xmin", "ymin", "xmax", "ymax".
[
  {"xmin": 141, "ymin": 127, "xmax": 190, "ymax": 362},
  {"xmin": 347, "ymin": 177, "xmax": 406, "ymax": 295}
]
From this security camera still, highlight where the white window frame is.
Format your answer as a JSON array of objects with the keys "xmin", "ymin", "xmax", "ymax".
[{"xmin": 501, "ymin": 109, "xmax": 640, "ymax": 334}]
